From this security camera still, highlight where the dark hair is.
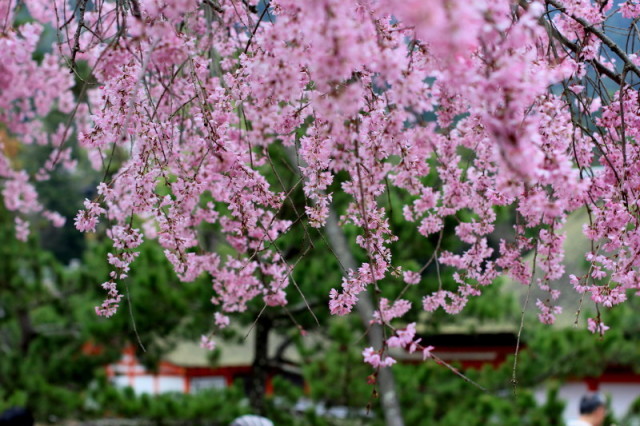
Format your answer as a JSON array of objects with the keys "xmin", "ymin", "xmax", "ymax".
[
  {"xmin": 0, "ymin": 407, "xmax": 34, "ymax": 426},
  {"xmin": 580, "ymin": 393, "xmax": 605, "ymax": 415}
]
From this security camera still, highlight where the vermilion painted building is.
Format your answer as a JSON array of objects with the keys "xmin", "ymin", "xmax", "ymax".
[
  {"xmin": 104, "ymin": 327, "xmax": 305, "ymax": 397},
  {"xmin": 398, "ymin": 331, "xmax": 640, "ymax": 421},
  {"xmin": 105, "ymin": 330, "xmax": 640, "ymax": 422}
]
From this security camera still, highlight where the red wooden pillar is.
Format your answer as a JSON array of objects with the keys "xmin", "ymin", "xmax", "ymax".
[
  {"xmin": 184, "ymin": 376, "xmax": 191, "ymax": 394},
  {"xmin": 585, "ymin": 377, "xmax": 600, "ymax": 391}
]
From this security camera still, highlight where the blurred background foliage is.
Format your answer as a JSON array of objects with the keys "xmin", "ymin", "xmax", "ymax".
[
  {"xmin": 3, "ymin": 129, "xmax": 640, "ymax": 424},
  {"xmin": 2, "ymin": 5, "xmax": 640, "ymax": 426}
]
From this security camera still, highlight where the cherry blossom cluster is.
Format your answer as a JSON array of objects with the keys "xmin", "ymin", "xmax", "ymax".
[
  {"xmin": 0, "ymin": 5, "xmax": 72, "ymax": 240},
  {"xmin": 2, "ymin": 0, "xmax": 640, "ymax": 365},
  {"xmin": 363, "ymin": 323, "xmax": 433, "ymax": 369}
]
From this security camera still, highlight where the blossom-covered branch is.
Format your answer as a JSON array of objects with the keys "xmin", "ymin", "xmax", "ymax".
[{"xmin": 1, "ymin": 0, "xmax": 639, "ymax": 379}]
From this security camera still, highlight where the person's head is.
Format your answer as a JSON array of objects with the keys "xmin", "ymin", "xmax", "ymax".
[
  {"xmin": 579, "ymin": 393, "xmax": 607, "ymax": 426},
  {"xmin": 230, "ymin": 415, "xmax": 274, "ymax": 426},
  {"xmin": 0, "ymin": 407, "xmax": 34, "ymax": 426}
]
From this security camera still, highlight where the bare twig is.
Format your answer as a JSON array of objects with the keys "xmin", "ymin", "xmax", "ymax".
[
  {"xmin": 244, "ymin": 3, "xmax": 269, "ymax": 54},
  {"xmin": 70, "ymin": 0, "xmax": 88, "ymax": 71},
  {"xmin": 512, "ymin": 239, "xmax": 539, "ymax": 394}
]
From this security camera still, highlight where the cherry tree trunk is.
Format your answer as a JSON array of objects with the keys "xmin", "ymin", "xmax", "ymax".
[
  {"xmin": 324, "ymin": 210, "xmax": 405, "ymax": 426},
  {"xmin": 284, "ymin": 146, "xmax": 405, "ymax": 426},
  {"xmin": 249, "ymin": 314, "xmax": 272, "ymax": 415}
]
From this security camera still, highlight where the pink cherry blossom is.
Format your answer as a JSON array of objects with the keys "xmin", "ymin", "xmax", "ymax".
[
  {"xmin": 587, "ymin": 318, "xmax": 610, "ymax": 336},
  {"xmin": 1, "ymin": 0, "xmax": 638, "ymax": 373},
  {"xmin": 200, "ymin": 335, "xmax": 216, "ymax": 351},
  {"xmin": 362, "ymin": 347, "xmax": 396, "ymax": 368}
]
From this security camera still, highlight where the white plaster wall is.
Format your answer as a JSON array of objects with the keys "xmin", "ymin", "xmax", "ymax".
[
  {"xmin": 599, "ymin": 383, "xmax": 640, "ymax": 419},
  {"xmin": 158, "ymin": 376, "xmax": 184, "ymax": 393},
  {"xmin": 111, "ymin": 374, "xmax": 153, "ymax": 394},
  {"xmin": 190, "ymin": 376, "xmax": 227, "ymax": 393},
  {"xmin": 133, "ymin": 375, "xmax": 155, "ymax": 394},
  {"xmin": 534, "ymin": 382, "xmax": 587, "ymax": 422},
  {"xmin": 111, "ymin": 375, "xmax": 132, "ymax": 390}
]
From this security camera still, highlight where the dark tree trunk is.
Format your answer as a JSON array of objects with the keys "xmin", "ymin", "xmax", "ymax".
[
  {"xmin": 17, "ymin": 307, "xmax": 35, "ymax": 355},
  {"xmin": 249, "ymin": 314, "xmax": 272, "ymax": 415}
]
